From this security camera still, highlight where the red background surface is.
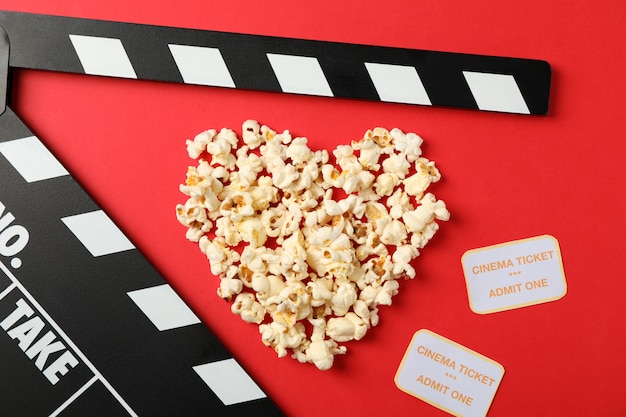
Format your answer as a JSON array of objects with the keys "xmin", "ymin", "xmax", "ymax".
[{"xmin": 1, "ymin": 1, "xmax": 625, "ymax": 416}]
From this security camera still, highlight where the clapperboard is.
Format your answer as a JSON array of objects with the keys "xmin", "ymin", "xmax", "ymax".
[{"xmin": 0, "ymin": 10, "xmax": 551, "ymax": 416}]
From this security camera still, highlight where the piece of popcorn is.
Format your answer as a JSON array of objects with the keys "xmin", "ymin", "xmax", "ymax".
[
  {"xmin": 237, "ymin": 217, "xmax": 268, "ymax": 247},
  {"xmin": 362, "ymin": 255, "xmax": 393, "ymax": 286},
  {"xmin": 338, "ymin": 194, "xmax": 366, "ymax": 218},
  {"xmin": 349, "ymin": 220, "xmax": 373, "ymax": 245},
  {"xmin": 314, "ymin": 199, "xmax": 332, "ymax": 224},
  {"xmin": 379, "ymin": 219, "xmax": 408, "ymax": 246},
  {"xmin": 357, "ymin": 186, "xmax": 380, "ymax": 202},
  {"xmin": 323, "ymin": 199, "xmax": 344, "ymax": 217},
  {"xmin": 333, "ymin": 145, "xmax": 358, "ymax": 171},
  {"xmin": 185, "ymin": 225, "xmax": 207, "ymax": 242},
  {"xmin": 330, "ymin": 213, "xmax": 347, "ymax": 232},
  {"xmin": 307, "ymin": 225, "xmax": 341, "ymax": 247},
  {"xmin": 358, "ymin": 279, "xmax": 399, "ymax": 307},
  {"xmin": 280, "ymin": 188, "xmax": 317, "ymax": 212},
  {"xmin": 205, "ymin": 129, "xmax": 237, "ymax": 168},
  {"xmin": 179, "ymin": 165, "xmax": 210, "ymax": 198},
  {"xmin": 376, "ymin": 280, "xmax": 400, "ymax": 305},
  {"xmin": 309, "ymin": 303, "xmax": 332, "ymax": 322},
  {"xmin": 220, "ymin": 126, "xmax": 239, "ymax": 147},
  {"xmin": 254, "ymin": 274, "xmax": 287, "ymax": 305},
  {"xmin": 429, "ymin": 196, "xmax": 451, "ymax": 222},
  {"xmin": 240, "ymin": 246, "xmax": 271, "ymax": 274},
  {"xmin": 259, "ymin": 124, "xmax": 277, "ymax": 142},
  {"xmin": 306, "ymin": 227, "xmax": 356, "ymax": 280},
  {"xmin": 214, "ymin": 216, "xmax": 242, "ymax": 246},
  {"xmin": 307, "ymin": 277, "xmax": 334, "ymax": 307},
  {"xmin": 311, "ymin": 148, "xmax": 329, "ymax": 164},
  {"xmin": 415, "ymin": 157, "xmax": 441, "ymax": 182},
  {"xmin": 366, "ymin": 127, "xmax": 393, "ymax": 151},
  {"xmin": 298, "ymin": 320, "xmax": 346, "ymax": 371},
  {"xmin": 403, "ymin": 193, "xmax": 450, "ymax": 235},
  {"xmin": 382, "ymin": 153, "xmax": 411, "ymax": 178},
  {"xmin": 278, "ymin": 208, "xmax": 304, "ymax": 242},
  {"xmin": 387, "ymin": 189, "xmax": 410, "ymax": 219},
  {"xmin": 364, "ymin": 201, "xmax": 387, "ymax": 221},
  {"xmin": 404, "ymin": 158, "xmax": 442, "ymax": 198},
  {"xmin": 250, "ymin": 180, "xmax": 277, "ymax": 211},
  {"xmin": 410, "ymin": 221, "xmax": 440, "ymax": 249},
  {"xmin": 236, "ymin": 264, "xmax": 253, "ymax": 289},
  {"xmin": 271, "ymin": 162, "xmax": 300, "ymax": 190},
  {"xmin": 307, "ymin": 244, "xmax": 355, "ymax": 282},
  {"xmin": 355, "ymin": 236, "xmax": 388, "ymax": 262},
  {"xmin": 231, "ymin": 151, "xmax": 263, "ymax": 189},
  {"xmin": 321, "ymin": 164, "xmax": 345, "ymax": 188},
  {"xmin": 330, "ymin": 281, "xmax": 358, "ymax": 316},
  {"xmin": 339, "ymin": 165, "xmax": 375, "ymax": 194},
  {"xmin": 175, "ymin": 199, "xmax": 210, "ymax": 229},
  {"xmin": 260, "ymin": 321, "xmax": 306, "ymax": 358},
  {"xmin": 266, "ymin": 282, "xmax": 311, "ymax": 327},
  {"xmin": 347, "ymin": 262, "xmax": 365, "ymax": 283},
  {"xmin": 326, "ymin": 312, "xmax": 368, "ymax": 342},
  {"xmin": 390, "ymin": 128, "xmax": 423, "ymax": 161},
  {"xmin": 367, "ymin": 231, "xmax": 388, "ymax": 253},
  {"xmin": 352, "ymin": 137, "xmax": 382, "ymax": 170},
  {"xmin": 231, "ymin": 293, "xmax": 266, "ymax": 324},
  {"xmin": 290, "ymin": 160, "xmax": 319, "ymax": 192},
  {"xmin": 285, "ymin": 136, "xmax": 314, "ymax": 165},
  {"xmin": 242, "ymin": 119, "xmax": 262, "ymax": 149},
  {"xmin": 365, "ymin": 201, "xmax": 391, "ymax": 233},
  {"xmin": 260, "ymin": 206, "xmax": 288, "ymax": 237},
  {"xmin": 186, "ymin": 129, "xmax": 216, "ymax": 159},
  {"xmin": 403, "ymin": 172, "xmax": 431, "ymax": 199},
  {"xmin": 374, "ymin": 173, "xmax": 400, "ymax": 197},
  {"xmin": 260, "ymin": 141, "xmax": 286, "ymax": 170},
  {"xmin": 207, "ymin": 163, "xmax": 230, "ymax": 183},
  {"xmin": 352, "ymin": 299, "xmax": 374, "ymax": 327},
  {"xmin": 201, "ymin": 238, "xmax": 240, "ymax": 276},
  {"xmin": 391, "ymin": 244, "xmax": 420, "ymax": 278},
  {"xmin": 269, "ymin": 127, "xmax": 293, "ymax": 145},
  {"xmin": 219, "ymin": 191, "xmax": 255, "ymax": 222},
  {"xmin": 369, "ymin": 306, "xmax": 380, "ymax": 327},
  {"xmin": 217, "ymin": 276, "xmax": 243, "ymax": 300},
  {"xmin": 279, "ymin": 228, "xmax": 307, "ymax": 259}
]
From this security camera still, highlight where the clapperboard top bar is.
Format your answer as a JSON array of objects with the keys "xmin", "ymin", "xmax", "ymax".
[{"xmin": 0, "ymin": 11, "xmax": 551, "ymax": 115}]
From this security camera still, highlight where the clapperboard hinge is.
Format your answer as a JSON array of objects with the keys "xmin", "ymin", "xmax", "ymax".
[{"xmin": 0, "ymin": 22, "xmax": 8, "ymax": 115}]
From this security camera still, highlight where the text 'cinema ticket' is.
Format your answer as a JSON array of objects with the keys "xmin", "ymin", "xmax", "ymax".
[
  {"xmin": 461, "ymin": 235, "xmax": 566, "ymax": 314},
  {"xmin": 395, "ymin": 329, "xmax": 504, "ymax": 417}
]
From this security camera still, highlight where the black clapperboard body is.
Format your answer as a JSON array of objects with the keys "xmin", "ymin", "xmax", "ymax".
[{"xmin": 0, "ymin": 11, "xmax": 551, "ymax": 416}]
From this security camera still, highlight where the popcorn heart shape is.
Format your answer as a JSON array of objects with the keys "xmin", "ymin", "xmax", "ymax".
[{"xmin": 176, "ymin": 120, "xmax": 449, "ymax": 370}]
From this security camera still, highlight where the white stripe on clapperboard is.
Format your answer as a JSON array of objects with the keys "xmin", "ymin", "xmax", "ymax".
[
  {"xmin": 126, "ymin": 285, "xmax": 267, "ymax": 406},
  {"xmin": 0, "ymin": 261, "xmax": 139, "ymax": 417}
]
